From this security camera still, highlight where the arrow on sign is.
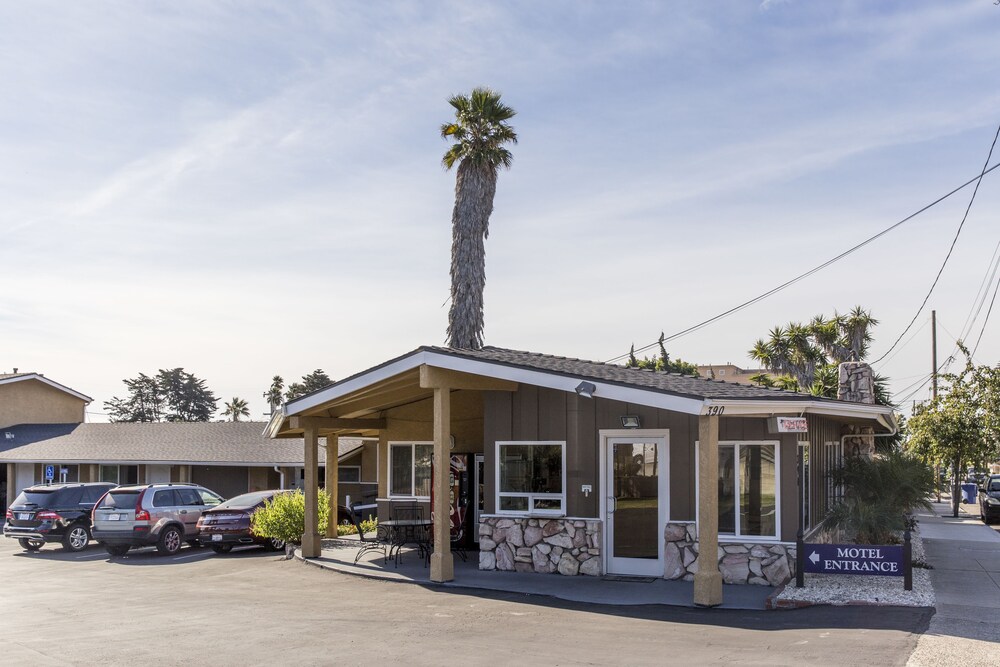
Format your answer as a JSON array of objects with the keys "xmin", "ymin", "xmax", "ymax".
[{"xmin": 809, "ymin": 551, "xmax": 820, "ymax": 564}]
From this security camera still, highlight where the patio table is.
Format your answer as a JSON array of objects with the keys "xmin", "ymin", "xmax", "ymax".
[{"xmin": 381, "ymin": 519, "xmax": 433, "ymax": 567}]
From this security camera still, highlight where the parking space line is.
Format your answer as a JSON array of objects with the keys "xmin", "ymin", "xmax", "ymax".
[
  {"xmin": 173, "ymin": 551, "xmax": 212, "ymax": 560},
  {"xmin": 75, "ymin": 553, "xmax": 106, "ymax": 560}
]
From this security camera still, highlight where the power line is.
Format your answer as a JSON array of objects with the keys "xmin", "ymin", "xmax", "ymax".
[
  {"xmin": 874, "ymin": 316, "xmax": 930, "ymax": 371},
  {"xmin": 872, "ymin": 122, "xmax": 1000, "ymax": 364},
  {"xmin": 972, "ymin": 267, "xmax": 1000, "ymax": 356},
  {"xmin": 605, "ymin": 158, "xmax": 1000, "ymax": 364},
  {"xmin": 958, "ymin": 234, "xmax": 1000, "ymax": 341}
]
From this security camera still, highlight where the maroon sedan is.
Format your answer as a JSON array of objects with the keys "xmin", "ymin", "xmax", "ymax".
[{"xmin": 197, "ymin": 490, "xmax": 354, "ymax": 554}]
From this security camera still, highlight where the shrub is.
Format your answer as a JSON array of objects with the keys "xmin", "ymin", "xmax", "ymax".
[
  {"xmin": 824, "ymin": 451, "xmax": 935, "ymax": 544},
  {"xmin": 250, "ymin": 489, "xmax": 330, "ymax": 545},
  {"xmin": 336, "ymin": 517, "xmax": 378, "ymax": 537}
]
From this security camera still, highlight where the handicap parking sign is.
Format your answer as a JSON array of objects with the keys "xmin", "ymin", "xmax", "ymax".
[{"xmin": 45, "ymin": 465, "xmax": 54, "ymax": 480}]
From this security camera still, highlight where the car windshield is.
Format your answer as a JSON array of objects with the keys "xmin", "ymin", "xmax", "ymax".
[
  {"xmin": 12, "ymin": 491, "xmax": 55, "ymax": 507},
  {"xmin": 215, "ymin": 491, "xmax": 278, "ymax": 510},
  {"xmin": 99, "ymin": 490, "xmax": 140, "ymax": 509},
  {"xmin": 989, "ymin": 481, "xmax": 1000, "ymax": 492}
]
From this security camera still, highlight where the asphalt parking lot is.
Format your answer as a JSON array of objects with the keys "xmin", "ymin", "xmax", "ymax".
[{"xmin": 0, "ymin": 538, "xmax": 929, "ymax": 666}]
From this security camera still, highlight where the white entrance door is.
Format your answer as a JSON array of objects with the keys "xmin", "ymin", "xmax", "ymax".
[{"xmin": 605, "ymin": 435, "xmax": 668, "ymax": 576}]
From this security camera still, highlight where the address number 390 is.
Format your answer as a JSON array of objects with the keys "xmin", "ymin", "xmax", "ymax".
[{"xmin": 706, "ymin": 406, "xmax": 725, "ymax": 416}]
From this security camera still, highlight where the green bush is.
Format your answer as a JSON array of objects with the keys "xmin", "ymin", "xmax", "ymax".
[
  {"xmin": 337, "ymin": 517, "xmax": 378, "ymax": 536},
  {"xmin": 250, "ymin": 489, "xmax": 330, "ymax": 545},
  {"xmin": 824, "ymin": 451, "xmax": 935, "ymax": 544}
]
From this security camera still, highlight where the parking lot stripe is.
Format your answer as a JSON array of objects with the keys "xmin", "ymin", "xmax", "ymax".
[{"xmin": 173, "ymin": 551, "xmax": 212, "ymax": 560}]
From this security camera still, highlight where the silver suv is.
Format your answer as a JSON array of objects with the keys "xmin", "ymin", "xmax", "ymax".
[{"xmin": 92, "ymin": 483, "xmax": 224, "ymax": 557}]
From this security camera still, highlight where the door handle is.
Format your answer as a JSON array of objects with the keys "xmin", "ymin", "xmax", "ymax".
[
  {"xmin": 608, "ymin": 497, "xmax": 616, "ymax": 513},
  {"xmin": 179, "ymin": 510, "xmax": 188, "ymax": 514}
]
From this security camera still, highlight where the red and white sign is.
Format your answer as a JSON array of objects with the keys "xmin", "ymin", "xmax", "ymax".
[{"xmin": 773, "ymin": 416, "xmax": 808, "ymax": 433}]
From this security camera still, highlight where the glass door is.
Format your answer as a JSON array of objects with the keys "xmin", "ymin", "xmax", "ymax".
[
  {"xmin": 606, "ymin": 436, "xmax": 667, "ymax": 576},
  {"xmin": 473, "ymin": 454, "xmax": 484, "ymax": 543}
]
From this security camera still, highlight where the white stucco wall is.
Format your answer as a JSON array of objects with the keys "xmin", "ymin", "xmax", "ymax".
[
  {"xmin": 145, "ymin": 465, "xmax": 172, "ymax": 483},
  {"xmin": 15, "ymin": 463, "xmax": 35, "ymax": 495}
]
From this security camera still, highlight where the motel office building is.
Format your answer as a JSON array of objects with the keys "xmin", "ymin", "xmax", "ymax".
[{"xmin": 267, "ymin": 346, "xmax": 893, "ymax": 596}]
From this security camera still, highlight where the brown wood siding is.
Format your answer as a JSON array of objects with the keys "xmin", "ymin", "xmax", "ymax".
[{"xmin": 806, "ymin": 415, "xmax": 844, "ymax": 527}]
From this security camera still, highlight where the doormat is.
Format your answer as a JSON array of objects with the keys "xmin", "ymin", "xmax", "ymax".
[{"xmin": 602, "ymin": 575, "xmax": 657, "ymax": 583}]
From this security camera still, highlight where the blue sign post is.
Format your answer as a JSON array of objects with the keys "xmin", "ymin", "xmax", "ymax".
[
  {"xmin": 796, "ymin": 530, "xmax": 912, "ymax": 590},
  {"xmin": 45, "ymin": 465, "xmax": 55, "ymax": 482}
]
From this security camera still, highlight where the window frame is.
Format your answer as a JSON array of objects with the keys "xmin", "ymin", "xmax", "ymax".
[
  {"xmin": 388, "ymin": 441, "xmax": 433, "ymax": 499},
  {"xmin": 696, "ymin": 440, "xmax": 782, "ymax": 541},
  {"xmin": 495, "ymin": 440, "xmax": 567, "ymax": 517}
]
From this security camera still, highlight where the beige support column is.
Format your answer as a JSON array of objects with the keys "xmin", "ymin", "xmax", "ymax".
[
  {"xmin": 694, "ymin": 414, "xmax": 723, "ymax": 607},
  {"xmin": 301, "ymin": 425, "xmax": 322, "ymax": 557},
  {"xmin": 6, "ymin": 463, "xmax": 15, "ymax": 508},
  {"xmin": 429, "ymin": 386, "xmax": 454, "ymax": 582},
  {"xmin": 325, "ymin": 434, "xmax": 339, "ymax": 538}
]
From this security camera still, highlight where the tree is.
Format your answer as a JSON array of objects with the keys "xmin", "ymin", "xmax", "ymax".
[
  {"xmin": 104, "ymin": 373, "xmax": 163, "ymax": 422},
  {"xmin": 624, "ymin": 333, "xmax": 699, "ymax": 375},
  {"xmin": 105, "ymin": 368, "xmax": 217, "ymax": 422},
  {"xmin": 250, "ymin": 489, "xmax": 330, "ymax": 546},
  {"xmin": 265, "ymin": 376, "xmax": 284, "ymax": 413},
  {"xmin": 749, "ymin": 306, "xmax": 888, "ymax": 401},
  {"xmin": 907, "ymin": 343, "xmax": 1000, "ymax": 517},
  {"xmin": 441, "ymin": 87, "xmax": 517, "ymax": 350},
  {"xmin": 223, "ymin": 397, "xmax": 250, "ymax": 422},
  {"xmin": 285, "ymin": 369, "xmax": 333, "ymax": 401}
]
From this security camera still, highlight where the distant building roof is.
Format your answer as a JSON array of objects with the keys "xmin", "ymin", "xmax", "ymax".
[
  {"xmin": 0, "ymin": 421, "xmax": 332, "ymax": 466},
  {"xmin": 0, "ymin": 373, "xmax": 92, "ymax": 403}
]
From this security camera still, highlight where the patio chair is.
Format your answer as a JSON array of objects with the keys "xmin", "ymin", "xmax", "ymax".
[
  {"xmin": 351, "ymin": 505, "xmax": 389, "ymax": 566},
  {"xmin": 391, "ymin": 504, "xmax": 430, "ymax": 567}
]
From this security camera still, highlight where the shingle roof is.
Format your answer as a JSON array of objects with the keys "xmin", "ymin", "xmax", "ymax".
[
  {"xmin": 420, "ymin": 346, "xmax": 836, "ymax": 403},
  {"xmin": 0, "ymin": 422, "xmax": 326, "ymax": 465}
]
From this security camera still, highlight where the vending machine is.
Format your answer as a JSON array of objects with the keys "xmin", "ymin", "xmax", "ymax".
[{"xmin": 430, "ymin": 454, "xmax": 472, "ymax": 548}]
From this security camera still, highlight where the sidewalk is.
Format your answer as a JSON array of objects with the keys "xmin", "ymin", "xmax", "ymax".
[
  {"xmin": 299, "ymin": 536, "xmax": 774, "ymax": 610},
  {"xmin": 907, "ymin": 499, "xmax": 1000, "ymax": 666}
]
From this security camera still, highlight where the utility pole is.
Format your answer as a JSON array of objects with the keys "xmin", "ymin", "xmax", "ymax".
[
  {"xmin": 931, "ymin": 310, "xmax": 938, "ymax": 401},
  {"xmin": 932, "ymin": 310, "xmax": 942, "ymax": 504}
]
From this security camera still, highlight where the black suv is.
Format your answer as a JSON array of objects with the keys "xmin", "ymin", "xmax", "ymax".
[{"xmin": 4, "ymin": 483, "xmax": 116, "ymax": 552}]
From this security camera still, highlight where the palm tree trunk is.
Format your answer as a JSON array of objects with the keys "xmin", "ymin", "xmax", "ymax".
[{"xmin": 446, "ymin": 161, "xmax": 496, "ymax": 349}]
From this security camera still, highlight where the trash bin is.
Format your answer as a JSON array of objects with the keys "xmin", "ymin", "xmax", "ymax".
[{"xmin": 961, "ymin": 483, "xmax": 978, "ymax": 504}]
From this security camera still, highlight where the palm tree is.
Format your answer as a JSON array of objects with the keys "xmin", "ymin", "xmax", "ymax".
[
  {"xmin": 223, "ymin": 397, "xmax": 250, "ymax": 422},
  {"xmin": 441, "ymin": 87, "xmax": 517, "ymax": 349},
  {"xmin": 265, "ymin": 376, "xmax": 284, "ymax": 413}
]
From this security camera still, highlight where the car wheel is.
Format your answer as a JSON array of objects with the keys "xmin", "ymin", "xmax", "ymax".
[
  {"xmin": 105, "ymin": 545, "xmax": 130, "ymax": 557},
  {"xmin": 211, "ymin": 544, "xmax": 233, "ymax": 554},
  {"xmin": 266, "ymin": 537, "xmax": 285, "ymax": 551},
  {"xmin": 156, "ymin": 526, "xmax": 183, "ymax": 555},
  {"xmin": 62, "ymin": 524, "xmax": 91, "ymax": 552},
  {"xmin": 18, "ymin": 538, "xmax": 43, "ymax": 552}
]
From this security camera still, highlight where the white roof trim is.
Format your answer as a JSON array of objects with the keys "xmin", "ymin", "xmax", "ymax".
[
  {"xmin": 279, "ymin": 348, "xmax": 892, "ymax": 425},
  {"xmin": 0, "ymin": 374, "xmax": 92, "ymax": 403},
  {"xmin": 0, "ymin": 459, "xmax": 310, "ymax": 466}
]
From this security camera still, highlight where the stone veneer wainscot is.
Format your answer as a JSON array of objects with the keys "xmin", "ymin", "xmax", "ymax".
[
  {"xmin": 664, "ymin": 521, "xmax": 795, "ymax": 586},
  {"xmin": 478, "ymin": 517, "xmax": 602, "ymax": 576}
]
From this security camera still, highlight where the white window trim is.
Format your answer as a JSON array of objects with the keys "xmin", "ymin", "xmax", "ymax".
[
  {"xmin": 495, "ymin": 440, "xmax": 566, "ymax": 517},
  {"xmin": 695, "ymin": 440, "xmax": 781, "ymax": 541},
  {"xmin": 388, "ymin": 441, "xmax": 433, "ymax": 499}
]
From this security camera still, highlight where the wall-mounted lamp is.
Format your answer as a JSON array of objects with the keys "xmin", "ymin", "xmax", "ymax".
[
  {"xmin": 621, "ymin": 415, "xmax": 641, "ymax": 429},
  {"xmin": 575, "ymin": 381, "xmax": 597, "ymax": 399}
]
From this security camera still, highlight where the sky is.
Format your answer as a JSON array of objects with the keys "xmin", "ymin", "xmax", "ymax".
[{"xmin": 2, "ymin": 1, "xmax": 999, "ymax": 422}]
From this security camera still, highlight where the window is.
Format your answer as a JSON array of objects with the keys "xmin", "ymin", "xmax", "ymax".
[
  {"xmin": 496, "ymin": 441, "xmax": 565, "ymax": 516},
  {"xmin": 718, "ymin": 442, "xmax": 778, "ymax": 538},
  {"xmin": 389, "ymin": 443, "xmax": 433, "ymax": 497},
  {"xmin": 99, "ymin": 465, "xmax": 119, "ymax": 484},
  {"xmin": 176, "ymin": 488, "xmax": 202, "ymax": 506},
  {"xmin": 338, "ymin": 466, "xmax": 361, "ymax": 484},
  {"xmin": 153, "ymin": 490, "xmax": 177, "ymax": 507},
  {"xmin": 198, "ymin": 489, "xmax": 223, "ymax": 507},
  {"xmin": 824, "ymin": 441, "xmax": 844, "ymax": 513}
]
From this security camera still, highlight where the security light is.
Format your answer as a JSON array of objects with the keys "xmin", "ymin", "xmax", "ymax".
[
  {"xmin": 575, "ymin": 381, "xmax": 597, "ymax": 399},
  {"xmin": 621, "ymin": 415, "xmax": 641, "ymax": 429}
]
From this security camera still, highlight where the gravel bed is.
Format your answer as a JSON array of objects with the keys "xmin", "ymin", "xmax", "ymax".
[{"xmin": 774, "ymin": 531, "xmax": 935, "ymax": 608}]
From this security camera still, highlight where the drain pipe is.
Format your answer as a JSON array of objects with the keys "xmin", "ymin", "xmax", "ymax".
[{"xmin": 273, "ymin": 466, "xmax": 285, "ymax": 490}]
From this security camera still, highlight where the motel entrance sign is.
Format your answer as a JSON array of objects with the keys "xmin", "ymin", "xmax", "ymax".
[{"xmin": 795, "ymin": 530, "xmax": 912, "ymax": 590}]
